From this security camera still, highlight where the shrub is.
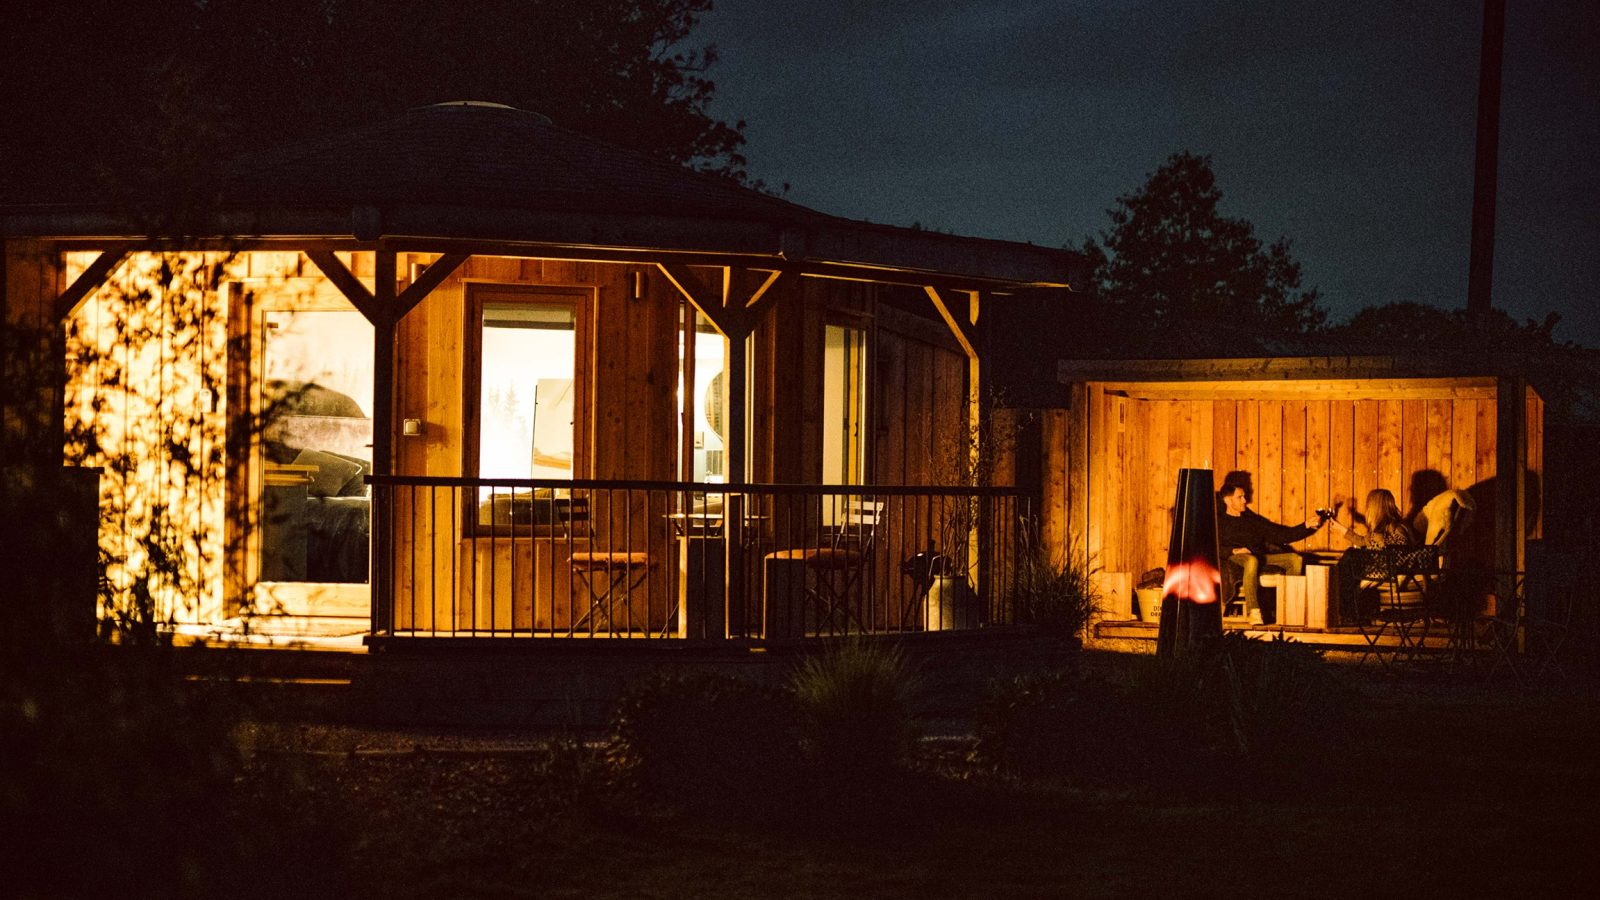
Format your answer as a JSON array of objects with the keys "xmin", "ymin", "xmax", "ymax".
[
  {"xmin": 971, "ymin": 670, "xmax": 1128, "ymax": 781},
  {"xmin": 1211, "ymin": 634, "xmax": 1351, "ymax": 785},
  {"xmin": 972, "ymin": 636, "xmax": 1349, "ymax": 792},
  {"xmin": 608, "ymin": 670, "xmax": 798, "ymax": 813},
  {"xmin": 1010, "ymin": 542, "xmax": 1100, "ymax": 638},
  {"xmin": 529, "ymin": 732, "xmax": 612, "ymax": 815},
  {"xmin": 1113, "ymin": 634, "xmax": 1350, "ymax": 788},
  {"xmin": 791, "ymin": 640, "xmax": 922, "ymax": 782},
  {"xmin": 0, "ymin": 648, "xmax": 293, "ymax": 898}
]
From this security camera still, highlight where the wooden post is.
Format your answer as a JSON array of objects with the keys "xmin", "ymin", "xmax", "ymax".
[
  {"xmin": 680, "ymin": 296, "xmax": 696, "ymax": 482},
  {"xmin": 655, "ymin": 264, "xmax": 791, "ymax": 640},
  {"xmin": 969, "ymin": 290, "xmax": 990, "ymax": 606},
  {"xmin": 303, "ymin": 249, "xmax": 466, "ymax": 636},
  {"xmin": 1494, "ymin": 374, "xmax": 1526, "ymax": 639},
  {"xmin": 370, "ymin": 250, "xmax": 397, "ymax": 635},
  {"xmin": 1467, "ymin": 0, "xmax": 1506, "ymax": 326}
]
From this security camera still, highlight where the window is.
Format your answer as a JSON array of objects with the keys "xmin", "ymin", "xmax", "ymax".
[
  {"xmin": 823, "ymin": 323, "xmax": 868, "ymax": 485},
  {"xmin": 257, "ymin": 307, "xmax": 374, "ymax": 586},
  {"xmin": 679, "ymin": 311, "xmax": 732, "ymax": 482},
  {"xmin": 477, "ymin": 301, "xmax": 577, "ymax": 481},
  {"xmin": 467, "ymin": 290, "xmax": 580, "ymax": 531}
]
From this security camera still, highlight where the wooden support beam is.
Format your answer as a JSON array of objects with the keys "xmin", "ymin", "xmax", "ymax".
[
  {"xmin": 1103, "ymin": 380, "xmax": 1498, "ymax": 402},
  {"xmin": 924, "ymin": 284, "xmax": 979, "ymax": 360},
  {"xmin": 658, "ymin": 262, "xmax": 760, "ymax": 339},
  {"xmin": 394, "ymin": 252, "xmax": 469, "ymax": 320},
  {"xmin": 304, "ymin": 250, "xmax": 379, "ymax": 322},
  {"xmin": 654, "ymin": 261, "xmax": 794, "ymax": 481},
  {"xmin": 743, "ymin": 268, "xmax": 793, "ymax": 312},
  {"xmin": 53, "ymin": 249, "xmax": 128, "ymax": 320},
  {"xmin": 369, "ymin": 249, "xmax": 398, "ymax": 635}
]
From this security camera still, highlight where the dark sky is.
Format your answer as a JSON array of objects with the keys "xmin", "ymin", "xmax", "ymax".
[{"xmin": 694, "ymin": 0, "xmax": 1600, "ymax": 345}]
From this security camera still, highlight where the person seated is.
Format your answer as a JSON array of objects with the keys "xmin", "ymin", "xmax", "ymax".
[
  {"xmin": 1328, "ymin": 488, "xmax": 1415, "ymax": 549},
  {"xmin": 1328, "ymin": 488, "xmax": 1418, "ymax": 622},
  {"xmin": 1413, "ymin": 489, "xmax": 1475, "ymax": 549},
  {"xmin": 1218, "ymin": 483, "xmax": 1328, "ymax": 625}
]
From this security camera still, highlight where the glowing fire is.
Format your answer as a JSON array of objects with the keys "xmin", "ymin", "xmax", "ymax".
[{"xmin": 1162, "ymin": 558, "xmax": 1222, "ymax": 605}]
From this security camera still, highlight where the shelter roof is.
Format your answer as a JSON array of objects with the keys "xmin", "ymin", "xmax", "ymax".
[{"xmin": 2, "ymin": 102, "xmax": 1080, "ymax": 288}]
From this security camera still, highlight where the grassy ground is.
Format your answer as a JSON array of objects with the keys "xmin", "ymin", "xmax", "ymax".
[{"xmin": 232, "ymin": 673, "xmax": 1600, "ymax": 899}]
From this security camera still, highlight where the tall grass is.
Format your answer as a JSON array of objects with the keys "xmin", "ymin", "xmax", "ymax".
[
  {"xmin": 791, "ymin": 640, "xmax": 922, "ymax": 783},
  {"xmin": 1009, "ymin": 536, "xmax": 1101, "ymax": 638}
]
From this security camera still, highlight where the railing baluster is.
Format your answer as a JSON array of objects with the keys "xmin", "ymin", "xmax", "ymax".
[{"xmin": 365, "ymin": 475, "xmax": 1033, "ymax": 643}]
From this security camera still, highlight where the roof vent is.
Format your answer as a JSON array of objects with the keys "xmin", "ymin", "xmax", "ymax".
[{"xmin": 419, "ymin": 101, "xmax": 552, "ymax": 124}]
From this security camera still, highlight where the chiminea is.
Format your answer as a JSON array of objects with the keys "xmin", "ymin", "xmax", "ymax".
[{"xmin": 1156, "ymin": 468, "xmax": 1223, "ymax": 657}]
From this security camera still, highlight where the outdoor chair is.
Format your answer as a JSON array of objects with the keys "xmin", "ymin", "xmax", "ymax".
[
  {"xmin": 567, "ymin": 496, "xmax": 658, "ymax": 637},
  {"xmin": 1474, "ymin": 562, "xmax": 1576, "ymax": 681},
  {"xmin": 765, "ymin": 497, "xmax": 882, "ymax": 636},
  {"xmin": 1354, "ymin": 545, "xmax": 1444, "ymax": 668}
]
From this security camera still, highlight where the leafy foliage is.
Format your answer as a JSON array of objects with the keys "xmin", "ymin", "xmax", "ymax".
[
  {"xmin": 1076, "ymin": 152, "xmax": 1325, "ymax": 356},
  {"xmin": 975, "ymin": 636, "xmax": 1349, "ymax": 792},
  {"xmin": 970, "ymin": 670, "xmax": 1127, "ymax": 781},
  {"xmin": 1, "ymin": 0, "xmax": 750, "ymax": 201}
]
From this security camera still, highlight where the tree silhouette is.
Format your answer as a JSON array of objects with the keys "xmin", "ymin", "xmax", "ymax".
[
  {"xmin": 1076, "ymin": 152, "xmax": 1324, "ymax": 356},
  {"xmin": 1330, "ymin": 300, "xmax": 1560, "ymax": 353},
  {"xmin": 1, "ymin": 0, "xmax": 750, "ymax": 202}
]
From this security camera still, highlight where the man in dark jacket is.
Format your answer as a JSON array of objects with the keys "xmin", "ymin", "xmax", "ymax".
[{"xmin": 1218, "ymin": 483, "xmax": 1326, "ymax": 625}]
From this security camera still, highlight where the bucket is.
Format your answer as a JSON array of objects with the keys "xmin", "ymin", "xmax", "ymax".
[{"xmin": 1135, "ymin": 587, "xmax": 1163, "ymax": 624}]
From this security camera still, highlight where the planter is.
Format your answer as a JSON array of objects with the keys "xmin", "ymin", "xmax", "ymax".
[
  {"xmin": 1135, "ymin": 587, "xmax": 1163, "ymax": 624},
  {"xmin": 924, "ymin": 576, "xmax": 980, "ymax": 630}
]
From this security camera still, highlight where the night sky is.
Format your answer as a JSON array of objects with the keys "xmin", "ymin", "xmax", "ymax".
[{"xmin": 695, "ymin": 0, "xmax": 1599, "ymax": 345}]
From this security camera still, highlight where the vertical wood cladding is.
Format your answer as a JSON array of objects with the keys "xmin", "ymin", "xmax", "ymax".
[{"xmin": 1043, "ymin": 389, "xmax": 1533, "ymax": 581}]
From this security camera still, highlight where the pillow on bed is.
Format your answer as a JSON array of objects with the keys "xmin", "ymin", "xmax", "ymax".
[{"xmin": 291, "ymin": 448, "xmax": 363, "ymax": 498}]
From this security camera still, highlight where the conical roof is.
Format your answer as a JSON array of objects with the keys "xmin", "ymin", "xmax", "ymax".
[{"xmin": 224, "ymin": 101, "xmax": 826, "ymax": 225}]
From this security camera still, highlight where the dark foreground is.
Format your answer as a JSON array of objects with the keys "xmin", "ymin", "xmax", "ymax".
[{"xmin": 228, "ymin": 676, "xmax": 1599, "ymax": 899}]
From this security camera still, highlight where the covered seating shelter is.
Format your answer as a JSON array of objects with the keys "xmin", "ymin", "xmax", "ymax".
[
  {"xmin": 2, "ymin": 102, "xmax": 1081, "ymax": 643},
  {"xmin": 1042, "ymin": 356, "xmax": 1545, "ymax": 642}
]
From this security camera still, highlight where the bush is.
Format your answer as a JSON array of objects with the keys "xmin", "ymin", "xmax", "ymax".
[
  {"xmin": 1, "ymin": 648, "xmax": 323, "ymax": 899},
  {"xmin": 791, "ymin": 640, "xmax": 922, "ymax": 783},
  {"xmin": 1010, "ymin": 545, "xmax": 1100, "ymax": 638},
  {"xmin": 1115, "ymin": 634, "xmax": 1349, "ymax": 788},
  {"xmin": 608, "ymin": 670, "xmax": 798, "ymax": 813},
  {"xmin": 972, "ymin": 636, "xmax": 1349, "ymax": 792},
  {"xmin": 971, "ymin": 670, "xmax": 1127, "ymax": 781},
  {"xmin": 529, "ymin": 732, "xmax": 612, "ymax": 816},
  {"xmin": 1212, "ymin": 633, "xmax": 1343, "ymax": 758}
]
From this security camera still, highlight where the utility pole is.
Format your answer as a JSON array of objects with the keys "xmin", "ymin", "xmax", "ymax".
[{"xmin": 1467, "ymin": 0, "xmax": 1506, "ymax": 326}]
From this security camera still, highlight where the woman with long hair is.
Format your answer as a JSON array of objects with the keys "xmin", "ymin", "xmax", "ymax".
[
  {"xmin": 1329, "ymin": 488, "xmax": 1414, "ymax": 548},
  {"xmin": 1331, "ymin": 488, "xmax": 1416, "ymax": 623}
]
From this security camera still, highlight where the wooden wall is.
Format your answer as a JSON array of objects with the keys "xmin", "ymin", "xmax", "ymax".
[
  {"xmin": 391, "ymin": 256, "xmax": 680, "ymax": 631},
  {"xmin": 388, "ymin": 258, "xmax": 972, "ymax": 633},
  {"xmin": 872, "ymin": 300, "xmax": 970, "ymax": 488},
  {"xmin": 1042, "ymin": 383, "xmax": 1546, "ymax": 588}
]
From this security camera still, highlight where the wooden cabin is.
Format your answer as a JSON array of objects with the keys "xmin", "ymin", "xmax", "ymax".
[
  {"xmin": 1042, "ymin": 357, "xmax": 1545, "ymax": 636},
  {"xmin": 0, "ymin": 102, "xmax": 1081, "ymax": 646}
]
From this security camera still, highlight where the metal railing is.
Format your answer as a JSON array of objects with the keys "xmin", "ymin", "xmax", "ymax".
[{"xmin": 367, "ymin": 475, "xmax": 1034, "ymax": 640}]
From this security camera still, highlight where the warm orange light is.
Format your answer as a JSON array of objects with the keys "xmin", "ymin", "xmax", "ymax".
[{"xmin": 1163, "ymin": 558, "xmax": 1221, "ymax": 604}]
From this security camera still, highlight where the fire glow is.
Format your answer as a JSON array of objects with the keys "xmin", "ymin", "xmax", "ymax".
[{"xmin": 1162, "ymin": 558, "xmax": 1221, "ymax": 605}]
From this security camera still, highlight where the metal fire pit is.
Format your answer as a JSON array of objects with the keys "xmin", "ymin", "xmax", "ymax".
[{"xmin": 1156, "ymin": 468, "xmax": 1222, "ymax": 657}]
